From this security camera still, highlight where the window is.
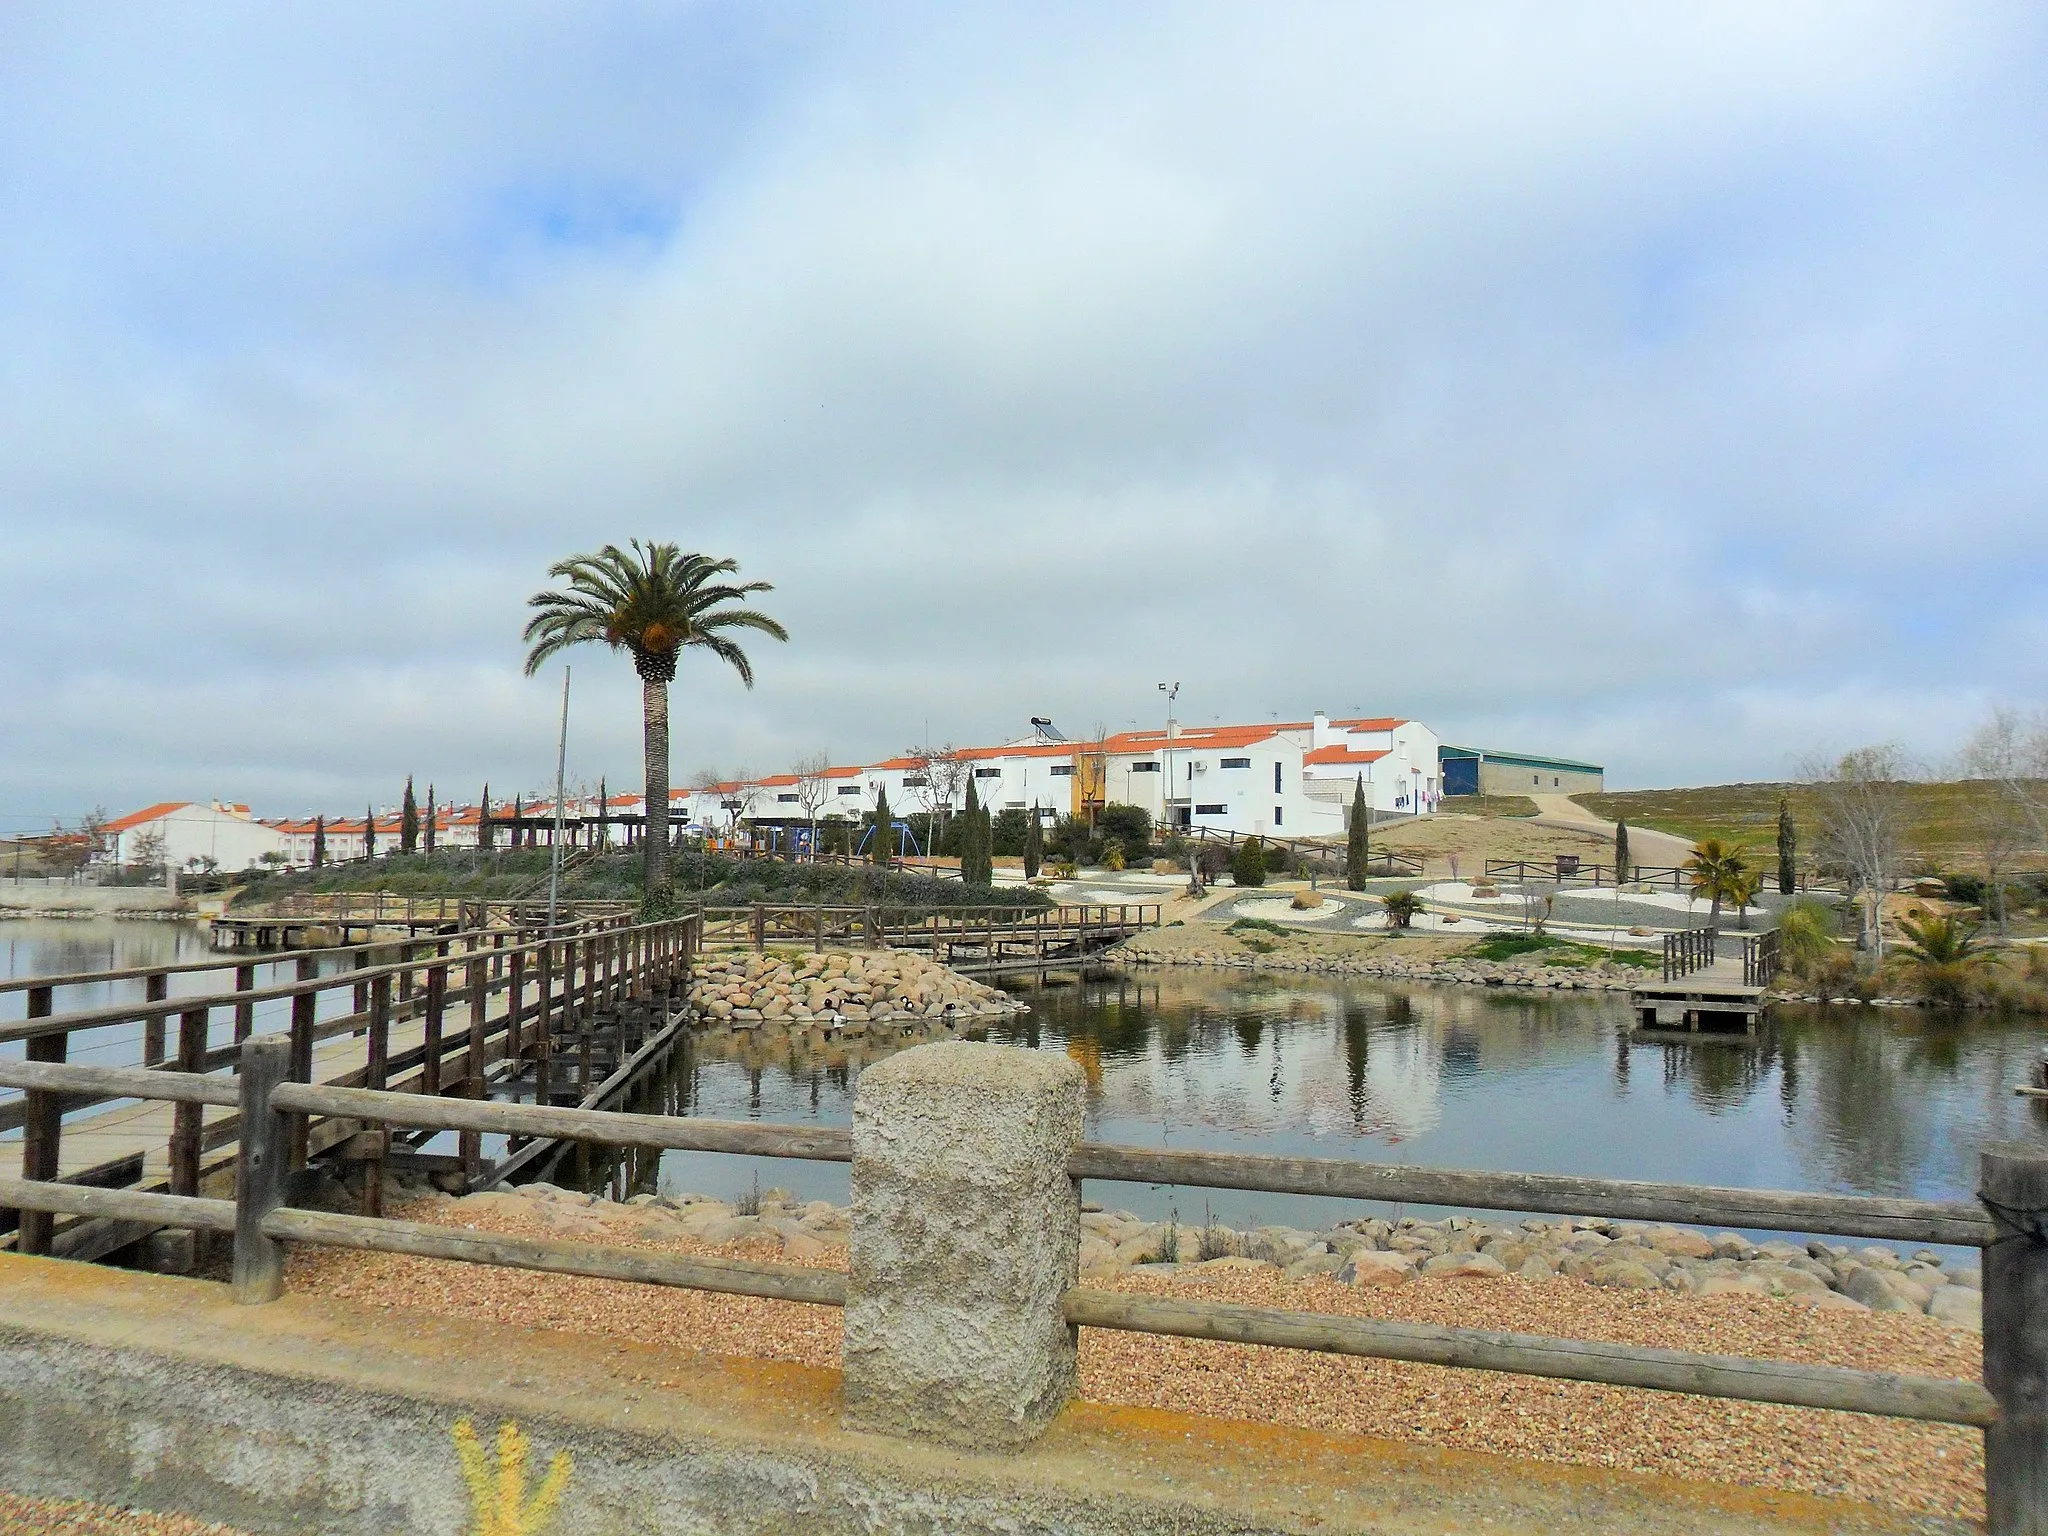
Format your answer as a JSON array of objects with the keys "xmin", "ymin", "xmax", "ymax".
[
  {"xmin": 776, "ymin": 793, "xmax": 799, "ymax": 803},
  {"xmin": 974, "ymin": 767, "xmax": 1001, "ymax": 778},
  {"xmin": 902, "ymin": 775, "xmax": 928, "ymax": 788},
  {"xmin": 1273, "ymin": 762, "xmax": 1282, "ymax": 792},
  {"xmin": 1220, "ymin": 757, "xmax": 1250, "ymax": 769},
  {"xmin": 1553, "ymin": 776, "xmax": 1560, "ymax": 787},
  {"xmin": 1050, "ymin": 765, "xmax": 1075, "ymax": 777},
  {"xmin": 1533, "ymin": 774, "xmax": 1540, "ymax": 785},
  {"xmin": 1130, "ymin": 761, "xmax": 1160, "ymax": 773},
  {"xmin": 837, "ymin": 786, "xmax": 861, "ymax": 796},
  {"xmin": 1195, "ymin": 803, "xmax": 1227, "ymax": 816},
  {"xmin": 1274, "ymin": 806, "xmax": 1283, "ymax": 826}
]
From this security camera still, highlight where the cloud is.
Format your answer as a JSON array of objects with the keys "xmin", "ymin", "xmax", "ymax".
[{"xmin": 1, "ymin": 1, "xmax": 2044, "ymax": 827}]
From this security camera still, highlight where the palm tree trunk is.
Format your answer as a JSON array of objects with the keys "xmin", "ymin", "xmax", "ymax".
[
  {"xmin": 643, "ymin": 673, "xmax": 671, "ymax": 896},
  {"xmin": 1708, "ymin": 895, "xmax": 1722, "ymax": 942}
]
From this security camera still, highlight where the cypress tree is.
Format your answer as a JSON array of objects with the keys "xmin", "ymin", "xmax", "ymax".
[
  {"xmin": 963, "ymin": 778, "xmax": 993, "ymax": 887},
  {"xmin": 364, "ymin": 805, "xmax": 378, "ymax": 860},
  {"xmin": 400, "ymin": 776, "xmax": 419, "ymax": 854},
  {"xmin": 478, "ymin": 785, "xmax": 493, "ymax": 851},
  {"xmin": 1777, "ymin": 797, "xmax": 1797, "ymax": 895},
  {"xmin": 1614, "ymin": 819, "xmax": 1631, "ymax": 884},
  {"xmin": 870, "ymin": 788, "xmax": 894, "ymax": 866},
  {"xmin": 1023, "ymin": 804, "xmax": 1043, "ymax": 879},
  {"xmin": 311, "ymin": 815, "xmax": 326, "ymax": 870},
  {"xmin": 1231, "ymin": 835, "xmax": 1266, "ymax": 888},
  {"xmin": 1346, "ymin": 776, "xmax": 1370, "ymax": 890},
  {"xmin": 423, "ymin": 784, "xmax": 436, "ymax": 855},
  {"xmin": 512, "ymin": 794, "xmax": 523, "ymax": 850},
  {"xmin": 598, "ymin": 776, "xmax": 611, "ymax": 850}
]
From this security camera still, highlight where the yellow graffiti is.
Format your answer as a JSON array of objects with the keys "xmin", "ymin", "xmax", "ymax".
[{"xmin": 452, "ymin": 1418, "xmax": 573, "ymax": 1536}]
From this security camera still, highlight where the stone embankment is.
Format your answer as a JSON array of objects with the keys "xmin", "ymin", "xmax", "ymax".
[
  {"xmin": 1075, "ymin": 1207, "xmax": 1982, "ymax": 1329},
  {"xmin": 1116, "ymin": 929, "xmax": 1643, "ymax": 992},
  {"xmin": 430, "ymin": 1180, "xmax": 1978, "ymax": 1331},
  {"xmin": 687, "ymin": 947, "xmax": 1024, "ymax": 1026}
]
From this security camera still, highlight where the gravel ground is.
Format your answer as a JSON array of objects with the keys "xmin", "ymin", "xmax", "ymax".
[
  {"xmin": 288, "ymin": 1197, "xmax": 1985, "ymax": 1523},
  {"xmin": 0, "ymin": 1493, "xmax": 245, "ymax": 1536}
]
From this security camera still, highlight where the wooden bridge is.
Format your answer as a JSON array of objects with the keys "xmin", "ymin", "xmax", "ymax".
[
  {"xmin": 693, "ymin": 902, "xmax": 1161, "ymax": 970},
  {"xmin": 1629, "ymin": 928, "xmax": 1780, "ymax": 1034},
  {"xmin": 0, "ymin": 912, "xmax": 696, "ymax": 1262},
  {"xmin": 210, "ymin": 892, "xmax": 632, "ymax": 950}
]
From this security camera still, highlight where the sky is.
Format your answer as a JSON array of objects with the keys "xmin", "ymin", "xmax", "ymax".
[{"xmin": 2, "ymin": 3, "xmax": 2045, "ymax": 828}]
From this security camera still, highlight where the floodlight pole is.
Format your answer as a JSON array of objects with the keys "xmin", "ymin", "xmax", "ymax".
[{"xmin": 546, "ymin": 666, "xmax": 571, "ymax": 933}]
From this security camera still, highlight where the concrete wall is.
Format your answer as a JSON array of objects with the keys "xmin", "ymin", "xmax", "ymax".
[
  {"xmin": 1479, "ymin": 760, "xmax": 1605, "ymax": 797},
  {"xmin": 0, "ymin": 1254, "xmax": 1928, "ymax": 1536}
]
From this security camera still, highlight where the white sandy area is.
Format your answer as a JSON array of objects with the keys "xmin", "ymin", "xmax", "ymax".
[{"xmin": 1233, "ymin": 896, "xmax": 1351, "ymax": 924}]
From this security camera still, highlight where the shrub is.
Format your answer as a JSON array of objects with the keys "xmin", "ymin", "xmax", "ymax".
[
  {"xmin": 1470, "ymin": 933, "xmax": 1566, "ymax": 961},
  {"xmin": 1942, "ymin": 872, "xmax": 1986, "ymax": 905},
  {"xmin": 1097, "ymin": 803, "xmax": 1152, "ymax": 867},
  {"xmin": 1776, "ymin": 900, "xmax": 1837, "ymax": 974},
  {"xmin": 1227, "ymin": 917, "xmax": 1288, "ymax": 936},
  {"xmin": 1198, "ymin": 842, "xmax": 1232, "ymax": 879},
  {"xmin": 990, "ymin": 807, "xmax": 1031, "ymax": 858},
  {"xmin": 1897, "ymin": 912, "xmax": 1984, "ymax": 1007},
  {"xmin": 1230, "ymin": 837, "xmax": 1266, "ymax": 888},
  {"xmin": 1052, "ymin": 859, "xmax": 1078, "ymax": 879},
  {"xmin": 1381, "ymin": 889, "xmax": 1423, "ymax": 928},
  {"xmin": 1102, "ymin": 842, "xmax": 1126, "ymax": 872}
]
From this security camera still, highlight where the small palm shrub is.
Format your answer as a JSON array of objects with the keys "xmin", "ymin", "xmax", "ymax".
[
  {"xmin": 1897, "ymin": 912, "xmax": 1984, "ymax": 1007},
  {"xmin": 1381, "ymin": 889, "xmax": 1423, "ymax": 928},
  {"xmin": 1776, "ymin": 900, "xmax": 1837, "ymax": 974}
]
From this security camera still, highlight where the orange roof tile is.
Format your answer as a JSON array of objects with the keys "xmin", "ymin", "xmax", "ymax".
[
  {"xmin": 1302, "ymin": 746, "xmax": 1391, "ymax": 766},
  {"xmin": 106, "ymin": 802, "xmax": 192, "ymax": 834}
]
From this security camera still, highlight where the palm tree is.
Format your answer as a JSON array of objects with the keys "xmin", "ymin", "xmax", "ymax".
[
  {"xmin": 1684, "ymin": 838, "xmax": 1750, "ymax": 938},
  {"xmin": 1897, "ymin": 912, "xmax": 1984, "ymax": 1006},
  {"xmin": 523, "ymin": 543, "xmax": 787, "ymax": 900}
]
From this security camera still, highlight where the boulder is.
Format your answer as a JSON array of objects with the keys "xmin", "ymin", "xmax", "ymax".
[
  {"xmin": 1644, "ymin": 1226, "xmax": 1716, "ymax": 1261},
  {"xmin": 1586, "ymin": 1260, "xmax": 1663, "ymax": 1290},
  {"xmin": 1842, "ymin": 1267, "xmax": 1930, "ymax": 1313},
  {"xmin": 1697, "ymin": 1273, "xmax": 1770, "ymax": 1297},
  {"xmin": 1339, "ymin": 1250, "xmax": 1418, "ymax": 1286},
  {"xmin": 1928, "ymin": 1285, "xmax": 1983, "ymax": 1331},
  {"xmin": 1423, "ymin": 1252, "xmax": 1508, "ymax": 1280}
]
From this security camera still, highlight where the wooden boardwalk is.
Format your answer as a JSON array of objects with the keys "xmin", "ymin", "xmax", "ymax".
[
  {"xmin": 1, "ymin": 914, "xmax": 693, "ymax": 1261},
  {"xmin": 1629, "ymin": 928, "xmax": 1778, "ymax": 1033}
]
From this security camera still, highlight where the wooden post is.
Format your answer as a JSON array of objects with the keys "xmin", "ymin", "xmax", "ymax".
[
  {"xmin": 352, "ymin": 946, "xmax": 371, "ymax": 1018},
  {"xmin": 423, "ymin": 963, "xmax": 447, "ymax": 1096},
  {"xmin": 399, "ymin": 940, "xmax": 416, "ymax": 1003},
  {"xmin": 752, "ymin": 902, "xmax": 766, "ymax": 953},
  {"xmin": 535, "ymin": 941, "xmax": 555, "ymax": 1109},
  {"xmin": 234, "ymin": 963, "xmax": 257, "ymax": 1042},
  {"xmin": 233, "ymin": 1035, "xmax": 292, "ymax": 1305},
  {"xmin": 287, "ymin": 957, "xmax": 317, "ymax": 1169},
  {"xmin": 461, "ymin": 956, "xmax": 488, "ymax": 1179},
  {"xmin": 507, "ymin": 948, "xmax": 526, "ymax": 1063},
  {"xmin": 1984, "ymin": 1142, "xmax": 2048, "ymax": 1535},
  {"xmin": 17, "ymin": 987, "xmax": 61, "ymax": 1256},
  {"xmin": 169, "ymin": 1007, "xmax": 208, "ymax": 1199},
  {"xmin": 143, "ymin": 971, "xmax": 168, "ymax": 1066},
  {"xmin": 367, "ymin": 973, "xmax": 392, "ymax": 1090},
  {"xmin": 864, "ymin": 905, "xmax": 878, "ymax": 949},
  {"xmin": 815, "ymin": 904, "xmax": 826, "ymax": 954}
]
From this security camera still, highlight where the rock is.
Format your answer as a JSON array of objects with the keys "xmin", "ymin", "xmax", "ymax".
[
  {"xmin": 1517, "ymin": 1254, "xmax": 1557, "ymax": 1280},
  {"xmin": 1697, "ymin": 1273, "xmax": 1770, "ymax": 1297},
  {"xmin": 1799, "ymin": 1291, "xmax": 1871, "ymax": 1313},
  {"xmin": 1752, "ymin": 1264, "xmax": 1832, "ymax": 1300},
  {"xmin": 1645, "ymin": 1226, "xmax": 1715, "ymax": 1260},
  {"xmin": 1755, "ymin": 1240, "xmax": 1806, "ymax": 1263},
  {"xmin": 1944, "ymin": 1266, "xmax": 1982, "ymax": 1291},
  {"xmin": 1842, "ymin": 1267, "xmax": 1930, "ymax": 1313},
  {"xmin": 1339, "ymin": 1250, "xmax": 1418, "ymax": 1286},
  {"xmin": 780, "ymin": 1229, "xmax": 835, "ymax": 1262},
  {"xmin": 1285, "ymin": 1252, "xmax": 1345, "ymax": 1280},
  {"xmin": 1928, "ymin": 1285, "xmax": 1983, "ymax": 1331},
  {"xmin": 1194, "ymin": 1256, "xmax": 1277, "ymax": 1275},
  {"xmin": 1586, "ymin": 1260, "xmax": 1663, "ymax": 1290},
  {"xmin": 1423, "ymin": 1252, "xmax": 1508, "ymax": 1280}
]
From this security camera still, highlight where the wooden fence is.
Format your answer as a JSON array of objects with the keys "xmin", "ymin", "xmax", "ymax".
[
  {"xmin": 0, "ymin": 912, "xmax": 694, "ymax": 1256},
  {"xmin": 1, "ymin": 1047, "xmax": 2038, "ymax": 1527},
  {"xmin": 1662, "ymin": 927, "xmax": 1716, "ymax": 982},
  {"xmin": 690, "ymin": 902, "xmax": 1160, "ymax": 965}
]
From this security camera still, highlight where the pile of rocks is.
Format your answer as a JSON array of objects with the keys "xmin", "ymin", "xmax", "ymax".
[
  {"xmin": 687, "ymin": 947, "xmax": 1024, "ymax": 1027},
  {"xmin": 1074, "ymin": 1208, "xmax": 1980, "ymax": 1328}
]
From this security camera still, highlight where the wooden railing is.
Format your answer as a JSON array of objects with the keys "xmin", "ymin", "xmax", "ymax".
[
  {"xmin": 1744, "ymin": 929, "xmax": 1781, "ymax": 988},
  {"xmin": 1662, "ymin": 927, "xmax": 1716, "ymax": 982},
  {"xmin": 1187, "ymin": 827, "xmax": 1422, "ymax": 878},
  {"xmin": 691, "ymin": 902, "xmax": 1160, "ymax": 959},
  {"xmin": 1483, "ymin": 860, "xmax": 1690, "ymax": 891},
  {"xmin": 225, "ymin": 892, "xmax": 631, "ymax": 927},
  {"xmin": 1, "ymin": 1049, "xmax": 2034, "ymax": 1526},
  {"xmin": 0, "ymin": 914, "xmax": 695, "ymax": 1253}
]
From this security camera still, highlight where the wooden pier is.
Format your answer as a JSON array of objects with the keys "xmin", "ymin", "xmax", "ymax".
[
  {"xmin": 0, "ymin": 913, "xmax": 694, "ymax": 1262},
  {"xmin": 1629, "ymin": 928, "xmax": 1779, "ymax": 1034}
]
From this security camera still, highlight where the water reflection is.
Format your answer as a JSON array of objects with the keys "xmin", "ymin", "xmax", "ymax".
[{"xmin": 619, "ymin": 966, "xmax": 2046, "ymax": 1233}]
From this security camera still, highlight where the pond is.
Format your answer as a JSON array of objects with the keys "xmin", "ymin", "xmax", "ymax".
[{"xmin": 654, "ymin": 964, "xmax": 2048, "ymax": 1243}]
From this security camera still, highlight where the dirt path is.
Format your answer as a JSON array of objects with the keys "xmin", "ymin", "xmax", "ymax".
[{"xmin": 1530, "ymin": 794, "xmax": 1696, "ymax": 867}]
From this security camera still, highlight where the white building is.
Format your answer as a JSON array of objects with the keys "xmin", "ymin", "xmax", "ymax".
[{"xmin": 105, "ymin": 801, "xmax": 290, "ymax": 872}]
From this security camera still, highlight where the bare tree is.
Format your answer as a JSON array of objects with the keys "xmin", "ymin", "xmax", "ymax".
[
  {"xmin": 1803, "ymin": 744, "xmax": 1913, "ymax": 961},
  {"xmin": 791, "ymin": 752, "xmax": 835, "ymax": 858},
  {"xmin": 720, "ymin": 769, "xmax": 762, "ymax": 841},
  {"xmin": 129, "ymin": 826, "xmax": 167, "ymax": 878},
  {"xmin": 1958, "ymin": 708, "xmax": 2048, "ymax": 936},
  {"xmin": 904, "ymin": 744, "xmax": 970, "ymax": 856}
]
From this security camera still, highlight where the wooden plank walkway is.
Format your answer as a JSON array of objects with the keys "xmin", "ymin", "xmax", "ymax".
[{"xmin": 1629, "ymin": 932, "xmax": 1770, "ymax": 1033}]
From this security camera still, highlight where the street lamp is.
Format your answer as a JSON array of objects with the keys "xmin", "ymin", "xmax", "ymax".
[{"xmin": 1157, "ymin": 682, "xmax": 1179, "ymax": 830}]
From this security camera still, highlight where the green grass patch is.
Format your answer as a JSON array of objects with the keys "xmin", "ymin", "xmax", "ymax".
[
  {"xmin": 1466, "ymin": 932, "xmax": 1663, "ymax": 969},
  {"xmin": 1468, "ymin": 933, "xmax": 1568, "ymax": 961},
  {"xmin": 1227, "ymin": 917, "xmax": 1291, "ymax": 936},
  {"xmin": 1580, "ymin": 780, "xmax": 2022, "ymax": 866},
  {"xmin": 1438, "ymin": 794, "xmax": 1541, "ymax": 819}
]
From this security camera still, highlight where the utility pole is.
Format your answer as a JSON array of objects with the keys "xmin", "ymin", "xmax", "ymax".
[
  {"xmin": 1158, "ymin": 681, "xmax": 1179, "ymax": 832},
  {"xmin": 545, "ymin": 667, "xmax": 571, "ymax": 933}
]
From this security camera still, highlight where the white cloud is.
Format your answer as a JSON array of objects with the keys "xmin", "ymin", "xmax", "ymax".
[{"xmin": 1, "ymin": 2, "xmax": 2044, "ymax": 827}]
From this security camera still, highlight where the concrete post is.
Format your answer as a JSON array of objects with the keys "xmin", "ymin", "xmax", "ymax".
[{"xmin": 844, "ymin": 1041, "xmax": 1084, "ymax": 1450}]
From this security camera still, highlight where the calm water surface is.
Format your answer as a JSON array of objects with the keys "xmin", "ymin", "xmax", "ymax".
[
  {"xmin": 8, "ymin": 923, "xmax": 2044, "ymax": 1244},
  {"xmin": 660, "ymin": 965, "xmax": 2048, "ymax": 1238}
]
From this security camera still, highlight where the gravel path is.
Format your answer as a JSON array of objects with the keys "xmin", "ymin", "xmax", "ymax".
[
  {"xmin": 287, "ymin": 1194, "xmax": 1985, "ymax": 1523},
  {"xmin": 0, "ymin": 1494, "xmax": 244, "ymax": 1536}
]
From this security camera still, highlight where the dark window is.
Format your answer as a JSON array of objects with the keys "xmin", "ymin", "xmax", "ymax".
[
  {"xmin": 1195, "ymin": 803, "xmax": 1227, "ymax": 816},
  {"xmin": 776, "ymin": 793, "xmax": 799, "ymax": 803},
  {"xmin": 1050, "ymin": 765, "xmax": 1075, "ymax": 777},
  {"xmin": 1130, "ymin": 762, "xmax": 1160, "ymax": 773},
  {"xmin": 1274, "ymin": 806, "xmax": 1283, "ymax": 826},
  {"xmin": 902, "ymin": 775, "xmax": 928, "ymax": 788},
  {"xmin": 1273, "ymin": 762, "xmax": 1282, "ymax": 792},
  {"xmin": 1533, "ymin": 774, "xmax": 1540, "ymax": 786},
  {"xmin": 1220, "ymin": 756, "xmax": 1250, "ymax": 769},
  {"xmin": 837, "ymin": 786, "xmax": 860, "ymax": 796},
  {"xmin": 1553, "ymin": 776, "xmax": 1560, "ymax": 787},
  {"xmin": 974, "ymin": 767, "xmax": 1001, "ymax": 778}
]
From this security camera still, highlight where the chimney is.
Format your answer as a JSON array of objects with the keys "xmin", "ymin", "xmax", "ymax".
[{"xmin": 1312, "ymin": 712, "xmax": 1331, "ymax": 749}]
